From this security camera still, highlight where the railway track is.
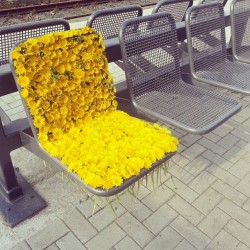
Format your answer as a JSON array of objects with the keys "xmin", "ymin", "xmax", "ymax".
[
  {"xmin": 0, "ymin": 0, "xmax": 157, "ymax": 21},
  {"xmin": 0, "ymin": 0, "xmax": 110, "ymax": 18}
]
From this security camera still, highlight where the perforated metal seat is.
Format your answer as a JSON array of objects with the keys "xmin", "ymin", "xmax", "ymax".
[
  {"xmin": 86, "ymin": 5, "xmax": 142, "ymax": 40},
  {"xmin": 0, "ymin": 19, "xmax": 70, "ymax": 123},
  {"xmin": 152, "ymin": 0, "xmax": 193, "ymax": 22},
  {"xmin": 119, "ymin": 12, "xmax": 241, "ymax": 134},
  {"xmin": 199, "ymin": 0, "xmax": 227, "ymax": 5},
  {"xmin": 231, "ymin": 0, "xmax": 250, "ymax": 64},
  {"xmin": 186, "ymin": 3, "xmax": 250, "ymax": 95},
  {"xmin": 0, "ymin": 19, "xmax": 70, "ymax": 66}
]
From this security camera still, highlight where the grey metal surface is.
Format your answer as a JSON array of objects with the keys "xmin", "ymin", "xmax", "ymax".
[
  {"xmin": 86, "ymin": 5, "xmax": 143, "ymax": 40},
  {"xmin": 199, "ymin": 0, "xmax": 227, "ymax": 5},
  {"xmin": 231, "ymin": 0, "xmax": 250, "ymax": 64},
  {"xmin": 10, "ymin": 41, "xmax": 174, "ymax": 198},
  {"xmin": 0, "ymin": 18, "xmax": 70, "ymax": 66},
  {"xmin": 186, "ymin": 3, "xmax": 250, "ymax": 94},
  {"xmin": 119, "ymin": 12, "xmax": 241, "ymax": 134},
  {"xmin": 152, "ymin": 0, "xmax": 193, "ymax": 22}
]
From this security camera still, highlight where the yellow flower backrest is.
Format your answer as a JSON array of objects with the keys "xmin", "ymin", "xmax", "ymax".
[{"xmin": 11, "ymin": 27, "xmax": 117, "ymax": 142}]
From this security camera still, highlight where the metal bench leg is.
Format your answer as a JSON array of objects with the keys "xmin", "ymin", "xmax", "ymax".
[{"xmin": 0, "ymin": 118, "xmax": 46, "ymax": 227}]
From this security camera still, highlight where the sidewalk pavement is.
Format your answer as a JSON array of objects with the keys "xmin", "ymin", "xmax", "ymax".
[{"xmin": 3, "ymin": 1, "xmax": 250, "ymax": 250}]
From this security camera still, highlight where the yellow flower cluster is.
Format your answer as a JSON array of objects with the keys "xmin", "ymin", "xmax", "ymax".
[
  {"xmin": 12, "ymin": 27, "xmax": 117, "ymax": 141},
  {"xmin": 11, "ymin": 27, "xmax": 178, "ymax": 190},
  {"xmin": 44, "ymin": 111, "xmax": 178, "ymax": 189}
]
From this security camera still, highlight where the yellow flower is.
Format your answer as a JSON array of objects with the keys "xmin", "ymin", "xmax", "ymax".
[
  {"xmin": 21, "ymin": 89, "xmax": 29, "ymax": 98},
  {"xmin": 12, "ymin": 27, "xmax": 178, "ymax": 191}
]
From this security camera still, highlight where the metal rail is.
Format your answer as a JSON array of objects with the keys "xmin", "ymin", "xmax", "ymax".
[
  {"xmin": 0, "ymin": 1, "xmax": 158, "ymax": 20},
  {"xmin": 0, "ymin": 0, "xmax": 109, "ymax": 17}
]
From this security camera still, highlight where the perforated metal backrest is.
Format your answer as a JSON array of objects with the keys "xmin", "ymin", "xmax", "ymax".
[
  {"xmin": 185, "ymin": 3, "xmax": 227, "ymax": 73},
  {"xmin": 119, "ymin": 12, "xmax": 180, "ymax": 101},
  {"xmin": 86, "ymin": 5, "xmax": 143, "ymax": 40},
  {"xmin": 199, "ymin": 0, "xmax": 227, "ymax": 6},
  {"xmin": 0, "ymin": 19, "xmax": 70, "ymax": 66},
  {"xmin": 152, "ymin": 0, "xmax": 193, "ymax": 22},
  {"xmin": 231, "ymin": 0, "xmax": 250, "ymax": 60}
]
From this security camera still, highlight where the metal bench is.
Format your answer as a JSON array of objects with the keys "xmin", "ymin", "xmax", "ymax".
[
  {"xmin": 119, "ymin": 12, "xmax": 241, "ymax": 134},
  {"xmin": 152, "ymin": 0, "xmax": 193, "ymax": 22},
  {"xmin": 230, "ymin": 0, "xmax": 250, "ymax": 64},
  {"xmin": 199, "ymin": 0, "xmax": 227, "ymax": 5},
  {"xmin": 0, "ymin": 19, "xmax": 70, "ymax": 227},
  {"xmin": 86, "ymin": 5, "xmax": 142, "ymax": 71},
  {"xmin": 186, "ymin": 2, "xmax": 250, "ymax": 95}
]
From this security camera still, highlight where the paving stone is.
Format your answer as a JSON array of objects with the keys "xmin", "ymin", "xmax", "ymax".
[
  {"xmin": 0, "ymin": 100, "xmax": 11, "ymax": 110},
  {"xmin": 130, "ymin": 183, "xmax": 151, "ymax": 200},
  {"xmin": 205, "ymin": 230, "xmax": 239, "ymax": 250},
  {"xmin": 27, "ymin": 219, "xmax": 69, "ymax": 250},
  {"xmin": 181, "ymin": 143, "xmax": 206, "ymax": 161},
  {"xmin": 114, "ymin": 236, "xmax": 141, "ymax": 250},
  {"xmin": 142, "ymin": 185, "xmax": 174, "ymax": 211},
  {"xmin": 227, "ymin": 119, "xmax": 250, "ymax": 135},
  {"xmin": 56, "ymin": 232, "xmax": 86, "ymax": 250},
  {"xmin": 141, "ymin": 169, "xmax": 171, "ymax": 191},
  {"xmin": 144, "ymin": 226, "xmax": 182, "ymax": 250},
  {"xmin": 9, "ymin": 100, "xmax": 22, "ymax": 109},
  {"xmin": 89, "ymin": 201, "xmax": 126, "ymax": 231},
  {"xmin": 180, "ymin": 134, "xmax": 202, "ymax": 147},
  {"xmin": 202, "ymin": 150, "xmax": 232, "ymax": 170},
  {"xmin": 204, "ymin": 132, "xmax": 221, "ymax": 143},
  {"xmin": 192, "ymin": 188, "xmax": 223, "ymax": 215},
  {"xmin": 218, "ymin": 199, "xmax": 250, "ymax": 230},
  {"xmin": 5, "ymin": 105, "xmax": 24, "ymax": 116},
  {"xmin": 117, "ymin": 212, "xmax": 154, "ymax": 248},
  {"xmin": 225, "ymin": 219, "xmax": 250, "ymax": 248},
  {"xmin": 85, "ymin": 223, "xmax": 126, "ymax": 250},
  {"xmin": 118, "ymin": 195, "xmax": 151, "ymax": 222},
  {"xmin": 171, "ymin": 216, "xmax": 210, "ymax": 250},
  {"xmin": 1, "ymin": 94, "xmax": 18, "ymax": 104},
  {"xmin": 198, "ymin": 138, "xmax": 227, "ymax": 156},
  {"xmin": 9, "ymin": 114, "xmax": 23, "ymax": 121},
  {"xmin": 63, "ymin": 209, "xmax": 97, "ymax": 243},
  {"xmin": 235, "ymin": 243, "xmax": 250, "ymax": 250},
  {"xmin": 45, "ymin": 244, "xmax": 59, "ymax": 250},
  {"xmin": 189, "ymin": 171, "xmax": 217, "ymax": 194},
  {"xmin": 231, "ymin": 114, "xmax": 246, "ymax": 124},
  {"xmin": 212, "ymin": 180, "xmax": 248, "ymax": 206},
  {"xmin": 174, "ymin": 239, "xmax": 197, "ymax": 250},
  {"xmin": 77, "ymin": 198, "xmax": 102, "ymax": 219},
  {"xmin": 184, "ymin": 156, "xmax": 212, "ymax": 177},
  {"xmin": 206, "ymin": 164, "xmax": 240, "ymax": 187},
  {"xmin": 213, "ymin": 124, "xmax": 233, "ymax": 137},
  {"xmin": 231, "ymin": 128, "xmax": 250, "ymax": 143},
  {"xmin": 217, "ymin": 134, "xmax": 240, "ymax": 150},
  {"xmin": 236, "ymin": 140, "xmax": 248, "ymax": 149},
  {"xmin": 143, "ymin": 204, "xmax": 178, "ymax": 235},
  {"xmin": 222, "ymin": 145, "xmax": 246, "ymax": 164},
  {"xmin": 11, "ymin": 241, "xmax": 31, "ymax": 250},
  {"xmin": 197, "ymin": 208, "xmax": 231, "ymax": 238},
  {"xmin": 165, "ymin": 177, "xmax": 199, "ymax": 203},
  {"xmin": 168, "ymin": 195, "xmax": 204, "ymax": 226},
  {"xmin": 171, "ymin": 154, "xmax": 190, "ymax": 168},
  {"xmin": 228, "ymin": 160, "xmax": 250, "ymax": 179},
  {"xmin": 167, "ymin": 163, "xmax": 194, "ymax": 185},
  {"xmin": 235, "ymin": 173, "xmax": 250, "ymax": 197},
  {"xmin": 243, "ymin": 199, "xmax": 250, "ymax": 213}
]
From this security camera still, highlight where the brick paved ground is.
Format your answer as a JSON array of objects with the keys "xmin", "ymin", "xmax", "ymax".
[
  {"xmin": 8, "ymin": 88, "xmax": 250, "ymax": 250},
  {"xmin": 2, "ymin": 1, "xmax": 250, "ymax": 249}
]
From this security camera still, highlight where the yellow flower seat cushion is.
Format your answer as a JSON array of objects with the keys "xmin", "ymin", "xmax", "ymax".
[
  {"xmin": 11, "ymin": 27, "xmax": 178, "ymax": 190},
  {"xmin": 42, "ymin": 110, "xmax": 178, "ymax": 189}
]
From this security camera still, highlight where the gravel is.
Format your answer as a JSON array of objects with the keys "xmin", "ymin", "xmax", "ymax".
[{"xmin": 0, "ymin": 0, "xmax": 159, "ymax": 27}]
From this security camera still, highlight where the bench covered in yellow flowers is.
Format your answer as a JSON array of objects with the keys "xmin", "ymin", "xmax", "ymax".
[{"xmin": 10, "ymin": 27, "xmax": 178, "ymax": 197}]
